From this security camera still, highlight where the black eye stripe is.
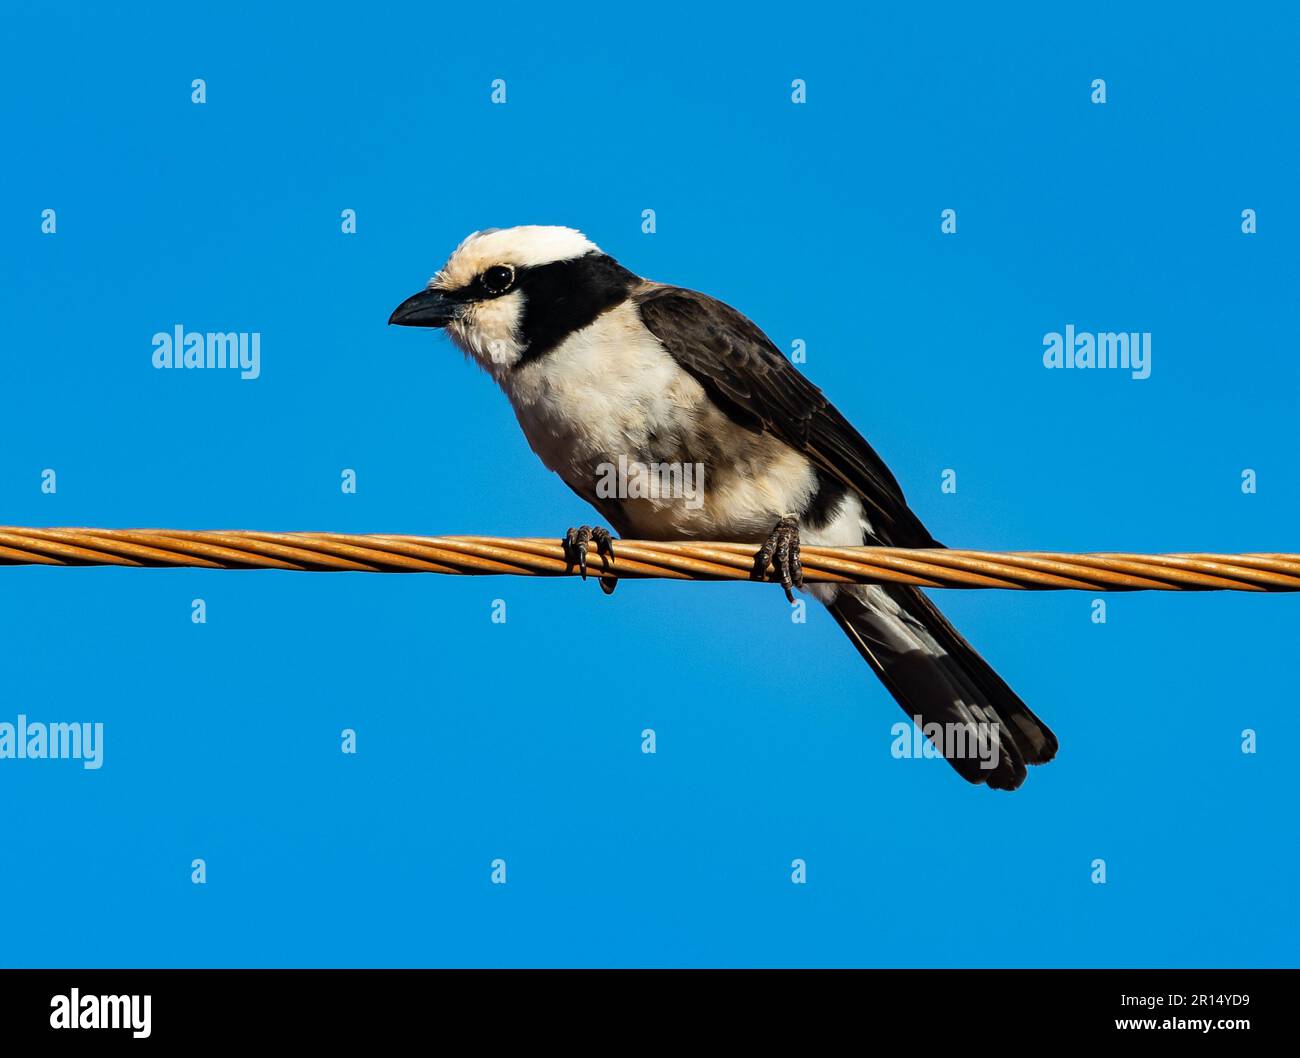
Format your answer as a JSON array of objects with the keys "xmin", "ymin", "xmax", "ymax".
[{"xmin": 513, "ymin": 252, "xmax": 639, "ymax": 363}]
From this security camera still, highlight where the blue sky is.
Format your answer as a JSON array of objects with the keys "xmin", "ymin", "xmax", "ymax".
[{"xmin": 0, "ymin": 2, "xmax": 1296, "ymax": 967}]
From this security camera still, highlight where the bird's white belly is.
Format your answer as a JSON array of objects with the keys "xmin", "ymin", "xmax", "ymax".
[{"xmin": 503, "ymin": 304, "xmax": 820, "ymax": 542}]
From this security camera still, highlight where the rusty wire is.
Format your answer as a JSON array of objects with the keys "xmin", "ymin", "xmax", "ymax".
[{"xmin": 1, "ymin": 526, "xmax": 1298, "ymax": 591}]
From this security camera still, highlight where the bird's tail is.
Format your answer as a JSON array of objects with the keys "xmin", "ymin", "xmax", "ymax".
[{"xmin": 825, "ymin": 583, "xmax": 1057, "ymax": 790}]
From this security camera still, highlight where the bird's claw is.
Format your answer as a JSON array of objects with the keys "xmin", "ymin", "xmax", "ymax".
[
  {"xmin": 563, "ymin": 525, "xmax": 618, "ymax": 593},
  {"xmin": 752, "ymin": 516, "xmax": 803, "ymax": 604}
]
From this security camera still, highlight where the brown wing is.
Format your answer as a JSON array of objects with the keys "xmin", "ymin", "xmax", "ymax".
[{"xmin": 634, "ymin": 284, "xmax": 939, "ymax": 547}]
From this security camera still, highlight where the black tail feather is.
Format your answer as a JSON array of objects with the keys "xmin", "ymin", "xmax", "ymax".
[{"xmin": 827, "ymin": 583, "xmax": 1057, "ymax": 790}]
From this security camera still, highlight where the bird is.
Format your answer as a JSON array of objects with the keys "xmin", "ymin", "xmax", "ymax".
[{"xmin": 389, "ymin": 226, "xmax": 1058, "ymax": 790}]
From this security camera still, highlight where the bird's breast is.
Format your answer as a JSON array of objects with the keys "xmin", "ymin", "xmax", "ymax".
[{"xmin": 503, "ymin": 304, "xmax": 820, "ymax": 541}]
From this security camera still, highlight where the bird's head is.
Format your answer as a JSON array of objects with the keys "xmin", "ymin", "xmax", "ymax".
[{"xmin": 389, "ymin": 225, "xmax": 638, "ymax": 377}]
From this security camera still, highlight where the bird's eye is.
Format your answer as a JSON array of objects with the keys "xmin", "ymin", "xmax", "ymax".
[{"xmin": 482, "ymin": 265, "xmax": 514, "ymax": 295}]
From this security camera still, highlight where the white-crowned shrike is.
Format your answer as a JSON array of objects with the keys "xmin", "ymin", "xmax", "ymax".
[{"xmin": 390, "ymin": 226, "xmax": 1057, "ymax": 789}]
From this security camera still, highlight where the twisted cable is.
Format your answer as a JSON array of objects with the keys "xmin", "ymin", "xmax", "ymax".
[{"xmin": 1, "ymin": 527, "xmax": 1299, "ymax": 591}]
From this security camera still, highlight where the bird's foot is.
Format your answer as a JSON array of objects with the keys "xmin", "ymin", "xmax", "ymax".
[
  {"xmin": 751, "ymin": 516, "xmax": 803, "ymax": 603},
  {"xmin": 563, "ymin": 525, "xmax": 618, "ymax": 595}
]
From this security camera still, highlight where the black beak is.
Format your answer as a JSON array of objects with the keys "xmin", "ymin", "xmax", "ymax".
[{"xmin": 389, "ymin": 288, "xmax": 459, "ymax": 327}]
